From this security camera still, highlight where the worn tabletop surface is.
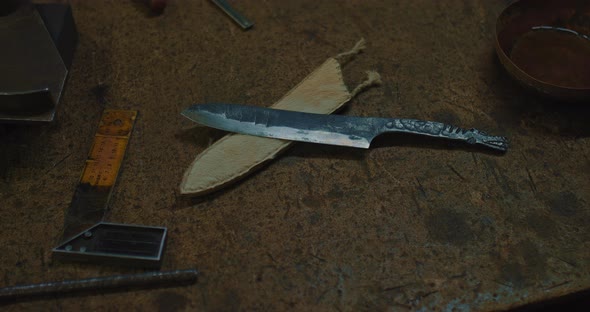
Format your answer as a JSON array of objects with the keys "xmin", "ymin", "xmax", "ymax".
[{"xmin": 1, "ymin": 0, "xmax": 589, "ymax": 310}]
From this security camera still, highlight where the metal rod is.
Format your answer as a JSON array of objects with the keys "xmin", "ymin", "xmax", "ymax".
[
  {"xmin": 0, "ymin": 269, "xmax": 198, "ymax": 300},
  {"xmin": 210, "ymin": 0, "xmax": 253, "ymax": 30}
]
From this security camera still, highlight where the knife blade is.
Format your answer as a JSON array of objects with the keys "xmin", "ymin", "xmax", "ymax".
[{"xmin": 181, "ymin": 103, "xmax": 508, "ymax": 152}]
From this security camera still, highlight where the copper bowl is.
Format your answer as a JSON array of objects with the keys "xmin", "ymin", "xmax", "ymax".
[{"xmin": 495, "ymin": 0, "xmax": 590, "ymax": 102}]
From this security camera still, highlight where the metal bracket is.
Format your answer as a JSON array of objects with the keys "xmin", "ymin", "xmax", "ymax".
[
  {"xmin": 0, "ymin": 1, "xmax": 77, "ymax": 122},
  {"xmin": 53, "ymin": 222, "xmax": 167, "ymax": 268}
]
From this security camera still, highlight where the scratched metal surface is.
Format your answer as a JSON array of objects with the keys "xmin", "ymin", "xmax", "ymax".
[{"xmin": 1, "ymin": 0, "xmax": 589, "ymax": 310}]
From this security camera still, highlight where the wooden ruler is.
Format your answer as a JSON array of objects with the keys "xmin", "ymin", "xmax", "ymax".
[
  {"xmin": 55, "ymin": 110, "xmax": 167, "ymax": 268},
  {"xmin": 62, "ymin": 110, "xmax": 137, "ymax": 238}
]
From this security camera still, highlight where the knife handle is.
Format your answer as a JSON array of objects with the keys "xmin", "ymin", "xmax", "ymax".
[{"xmin": 381, "ymin": 118, "xmax": 508, "ymax": 152}]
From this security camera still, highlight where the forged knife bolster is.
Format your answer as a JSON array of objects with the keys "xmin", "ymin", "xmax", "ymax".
[{"xmin": 378, "ymin": 118, "xmax": 509, "ymax": 152}]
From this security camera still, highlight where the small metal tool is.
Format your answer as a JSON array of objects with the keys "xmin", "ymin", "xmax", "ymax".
[
  {"xmin": 0, "ymin": 269, "xmax": 198, "ymax": 301},
  {"xmin": 54, "ymin": 110, "xmax": 168, "ymax": 268},
  {"xmin": 53, "ymin": 222, "xmax": 167, "ymax": 268},
  {"xmin": 211, "ymin": 0, "xmax": 253, "ymax": 30}
]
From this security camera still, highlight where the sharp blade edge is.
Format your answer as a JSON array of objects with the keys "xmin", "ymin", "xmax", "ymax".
[{"xmin": 181, "ymin": 103, "xmax": 378, "ymax": 148}]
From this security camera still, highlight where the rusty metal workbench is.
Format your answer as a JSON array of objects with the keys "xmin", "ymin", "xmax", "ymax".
[{"xmin": 1, "ymin": 0, "xmax": 589, "ymax": 310}]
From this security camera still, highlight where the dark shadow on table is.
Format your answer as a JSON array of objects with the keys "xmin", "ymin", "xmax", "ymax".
[{"xmin": 511, "ymin": 288, "xmax": 590, "ymax": 312}]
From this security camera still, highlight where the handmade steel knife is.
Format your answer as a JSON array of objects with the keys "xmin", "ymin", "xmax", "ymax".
[{"xmin": 182, "ymin": 103, "xmax": 508, "ymax": 152}]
